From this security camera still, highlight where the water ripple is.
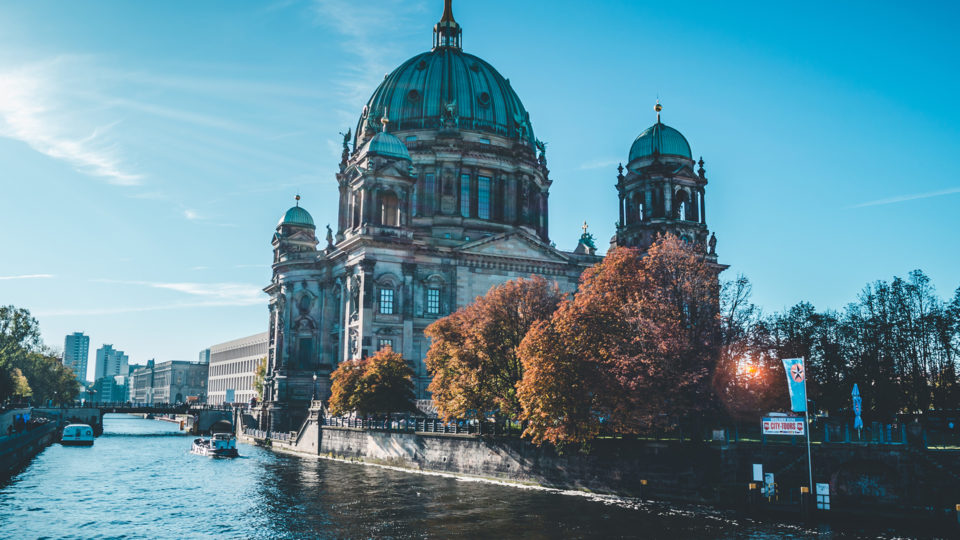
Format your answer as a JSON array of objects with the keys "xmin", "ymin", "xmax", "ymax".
[{"xmin": 0, "ymin": 415, "xmax": 933, "ymax": 539}]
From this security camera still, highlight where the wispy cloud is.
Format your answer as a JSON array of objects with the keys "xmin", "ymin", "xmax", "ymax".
[
  {"xmin": 0, "ymin": 59, "xmax": 143, "ymax": 185},
  {"xmin": 183, "ymin": 209, "xmax": 202, "ymax": 220},
  {"xmin": 35, "ymin": 300, "xmax": 263, "ymax": 317},
  {"xmin": 851, "ymin": 187, "xmax": 960, "ymax": 208},
  {"xmin": 0, "ymin": 274, "xmax": 54, "ymax": 280},
  {"xmin": 310, "ymin": 0, "xmax": 426, "ymax": 118},
  {"xmin": 93, "ymin": 279, "xmax": 266, "ymax": 306},
  {"xmin": 579, "ymin": 158, "xmax": 621, "ymax": 170}
]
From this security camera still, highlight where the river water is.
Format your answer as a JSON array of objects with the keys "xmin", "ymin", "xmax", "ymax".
[{"xmin": 0, "ymin": 415, "xmax": 934, "ymax": 539}]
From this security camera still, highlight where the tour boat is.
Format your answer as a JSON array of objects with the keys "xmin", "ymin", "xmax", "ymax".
[
  {"xmin": 191, "ymin": 432, "xmax": 239, "ymax": 458},
  {"xmin": 61, "ymin": 424, "xmax": 95, "ymax": 446}
]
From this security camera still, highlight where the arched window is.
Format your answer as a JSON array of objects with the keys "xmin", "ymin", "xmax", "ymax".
[
  {"xmin": 675, "ymin": 190, "xmax": 691, "ymax": 220},
  {"xmin": 379, "ymin": 287, "xmax": 395, "ymax": 315},
  {"xmin": 380, "ymin": 192, "xmax": 399, "ymax": 227}
]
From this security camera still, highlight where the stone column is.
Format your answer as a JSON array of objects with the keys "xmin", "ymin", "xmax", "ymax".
[
  {"xmin": 700, "ymin": 189, "xmax": 706, "ymax": 224},
  {"xmin": 619, "ymin": 191, "xmax": 625, "ymax": 226},
  {"xmin": 664, "ymin": 183, "xmax": 672, "ymax": 219},
  {"xmin": 359, "ymin": 259, "xmax": 376, "ymax": 359},
  {"xmin": 644, "ymin": 189, "xmax": 653, "ymax": 221},
  {"xmin": 402, "ymin": 263, "xmax": 416, "ymax": 363}
]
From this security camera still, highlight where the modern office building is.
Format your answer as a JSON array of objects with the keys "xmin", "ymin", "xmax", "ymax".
[
  {"xmin": 92, "ymin": 375, "xmax": 129, "ymax": 403},
  {"xmin": 130, "ymin": 360, "xmax": 207, "ymax": 405},
  {"xmin": 94, "ymin": 344, "xmax": 129, "ymax": 381},
  {"xmin": 198, "ymin": 348, "xmax": 210, "ymax": 364},
  {"xmin": 62, "ymin": 332, "xmax": 90, "ymax": 382},
  {"xmin": 206, "ymin": 332, "xmax": 268, "ymax": 405}
]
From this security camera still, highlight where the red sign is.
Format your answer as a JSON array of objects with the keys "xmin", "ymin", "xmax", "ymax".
[
  {"xmin": 762, "ymin": 417, "xmax": 805, "ymax": 436},
  {"xmin": 791, "ymin": 363, "xmax": 805, "ymax": 383}
]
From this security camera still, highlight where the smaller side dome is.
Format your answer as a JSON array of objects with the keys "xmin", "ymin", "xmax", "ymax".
[
  {"xmin": 629, "ymin": 122, "xmax": 692, "ymax": 162},
  {"xmin": 365, "ymin": 131, "xmax": 411, "ymax": 160},
  {"xmin": 279, "ymin": 205, "xmax": 315, "ymax": 228}
]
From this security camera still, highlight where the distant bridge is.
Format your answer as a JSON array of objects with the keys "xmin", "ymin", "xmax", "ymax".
[{"xmin": 33, "ymin": 403, "xmax": 238, "ymax": 435}]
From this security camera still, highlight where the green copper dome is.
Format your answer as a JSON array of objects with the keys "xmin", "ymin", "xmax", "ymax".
[
  {"xmin": 629, "ymin": 122, "xmax": 692, "ymax": 162},
  {"xmin": 364, "ymin": 131, "xmax": 411, "ymax": 160},
  {"xmin": 356, "ymin": 49, "xmax": 535, "ymax": 147},
  {"xmin": 279, "ymin": 205, "xmax": 314, "ymax": 228}
]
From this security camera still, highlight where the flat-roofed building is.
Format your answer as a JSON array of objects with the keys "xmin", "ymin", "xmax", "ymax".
[
  {"xmin": 207, "ymin": 332, "xmax": 268, "ymax": 405},
  {"xmin": 63, "ymin": 332, "xmax": 90, "ymax": 382},
  {"xmin": 130, "ymin": 360, "xmax": 207, "ymax": 405}
]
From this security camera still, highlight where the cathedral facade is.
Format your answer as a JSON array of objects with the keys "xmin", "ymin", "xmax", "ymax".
[{"xmin": 259, "ymin": 1, "xmax": 721, "ymax": 431}]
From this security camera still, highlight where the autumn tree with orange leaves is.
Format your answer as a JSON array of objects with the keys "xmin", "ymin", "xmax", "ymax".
[
  {"xmin": 517, "ymin": 235, "xmax": 722, "ymax": 445},
  {"xmin": 328, "ymin": 347, "xmax": 416, "ymax": 416},
  {"xmin": 425, "ymin": 276, "xmax": 565, "ymax": 421}
]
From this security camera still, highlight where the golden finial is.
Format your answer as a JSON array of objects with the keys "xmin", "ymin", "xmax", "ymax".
[
  {"xmin": 381, "ymin": 109, "xmax": 390, "ymax": 132},
  {"xmin": 582, "ymin": 220, "xmax": 589, "ymax": 234},
  {"xmin": 655, "ymin": 99, "xmax": 662, "ymax": 123},
  {"xmin": 295, "ymin": 193, "xmax": 301, "ymax": 207}
]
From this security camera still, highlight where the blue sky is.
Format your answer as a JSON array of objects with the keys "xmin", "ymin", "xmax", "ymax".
[{"xmin": 1, "ymin": 1, "xmax": 958, "ymax": 378}]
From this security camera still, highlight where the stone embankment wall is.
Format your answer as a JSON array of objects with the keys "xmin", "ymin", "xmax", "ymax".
[
  {"xmin": 0, "ymin": 422, "xmax": 58, "ymax": 479},
  {"xmin": 242, "ymin": 419, "xmax": 960, "ymax": 519}
]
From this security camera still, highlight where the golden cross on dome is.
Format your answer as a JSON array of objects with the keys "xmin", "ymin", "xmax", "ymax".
[{"xmin": 582, "ymin": 221, "xmax": 588, "ymax": 234}]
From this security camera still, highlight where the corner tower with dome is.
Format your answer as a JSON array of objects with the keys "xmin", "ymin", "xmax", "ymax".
[
  {"xmin": 259, "ymin": 1, "xmax": 603, "ymax": 432},
  {"xmin": 614, "ymin": 102, "xmax": 723, "ymax": 268}
]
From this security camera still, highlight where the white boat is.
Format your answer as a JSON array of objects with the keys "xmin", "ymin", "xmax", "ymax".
[
  {"xmin": 191, "ymin": 432, "xmax": 239, "ymax": 457},
  {"xmin": 61, "ymin": 424, "xmax": 94, "ymax": 446}
]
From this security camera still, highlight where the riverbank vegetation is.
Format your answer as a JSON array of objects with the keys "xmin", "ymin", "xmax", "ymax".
[
  {"xmin": 714, "ymin": 269, "xmax": 960, "ymax": 422},
  {"xmin": 0, "ymin": 306, "xmax": 79, "ymax": 406},
  {"xmin": 323, "ymin": 234, "xmax": 960, "ymax": 446}
]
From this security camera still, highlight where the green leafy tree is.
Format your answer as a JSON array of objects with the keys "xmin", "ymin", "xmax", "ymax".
[
  {"xmin": 0, "ymin": 305, "xmax": 79, "ymax": 405},
  {"xmin": 252, "ymin": 357, "xmax": 267, "ymax": 399},
  {"xmin": 328, "ymin": 347, "xmax": 416, "ymax": 416}
]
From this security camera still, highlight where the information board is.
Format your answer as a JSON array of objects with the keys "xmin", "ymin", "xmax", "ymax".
[{"xmin": 762, "ymin": 417, "xmax": 805, "ymax": 436}]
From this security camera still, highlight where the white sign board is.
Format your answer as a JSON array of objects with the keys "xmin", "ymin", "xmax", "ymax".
[
  {"xmin": 763, "ymin": 473, "xmax": 775, "ymax": 498},
  {"xmin": 752, "ymin": 464, "xmax": 763, "ymax": 482},
  {"xmin": 762, "ymin": 417, "xmax": 805, "ymax": 436}
]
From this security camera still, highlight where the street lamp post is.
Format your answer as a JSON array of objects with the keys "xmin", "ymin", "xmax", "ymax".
[{"xmin": 312, "ymin": 373, "xmax": 318, "ymax": 402}]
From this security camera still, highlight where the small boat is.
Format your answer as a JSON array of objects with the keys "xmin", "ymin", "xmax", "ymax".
[
  {"xmin": 61, "ymin": 424, "xmax": 94, "ymax": 446},
  {"xmin": 191, "ymin": 432, "xmax": 239, "ymax": 457}
]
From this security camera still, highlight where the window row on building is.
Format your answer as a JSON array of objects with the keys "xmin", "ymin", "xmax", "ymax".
[{"xmin": 209, "ymin": 357, "xmax": 261, "ymax": 377}]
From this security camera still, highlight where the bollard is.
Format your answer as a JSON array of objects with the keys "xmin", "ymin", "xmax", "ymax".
[
  {"xmin": 640, "ymin": 479, "xmax": 647, "ymax": 499},
  {"xmin": 800, "ymin": 486, "xmax": 811, "ymax": 521},
  {"xmin": 956, "ymin": 504, "xmax": 960, "ymax": 528}
]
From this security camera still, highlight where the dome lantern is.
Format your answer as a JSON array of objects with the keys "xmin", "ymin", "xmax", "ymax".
[{"xmin": 433, "ymin": 0, "xmax": 462, "ymax": 50}]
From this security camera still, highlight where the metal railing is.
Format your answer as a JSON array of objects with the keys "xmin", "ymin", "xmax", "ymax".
[{"xmin": 321, "ymin": 415, "xmax": 525, "ymax": 436}]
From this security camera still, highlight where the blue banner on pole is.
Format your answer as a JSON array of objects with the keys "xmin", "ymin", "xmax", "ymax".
[
  {"xmin": 852, "ymin": 383, "xmax": 863, "ymax": 430},
  {"xmin": 782, "ymin": 358, "xmax": 807, "ymax": 412}
]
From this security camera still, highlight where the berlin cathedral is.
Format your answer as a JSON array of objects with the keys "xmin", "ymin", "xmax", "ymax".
[{"xmin": 259, "ymin": 1, "xmax": 721, "ymax": 431}]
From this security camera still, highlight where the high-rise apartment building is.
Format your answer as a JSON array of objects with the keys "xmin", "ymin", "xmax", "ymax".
[
  {"xmin": 94, "ymin": 344, "xmax": 129, "ymax": 380},
  {"xmin": 62, "ymin": 332, "xmax": 90, "ymax": 382}
]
